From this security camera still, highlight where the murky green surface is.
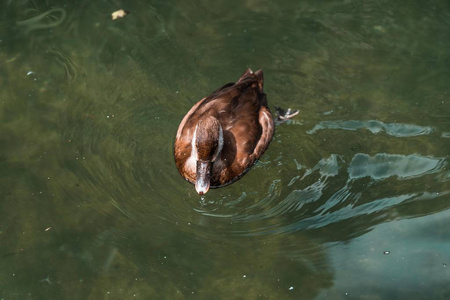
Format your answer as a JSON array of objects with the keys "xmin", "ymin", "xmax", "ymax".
[{"xmin": 1, "ymin": 0, "xmax": 450, "ymax": 299}]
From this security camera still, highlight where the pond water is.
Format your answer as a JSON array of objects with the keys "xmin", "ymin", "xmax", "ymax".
[{"xmin": 1, "ymin": 0, "xmax": 449, "ymax": 299}]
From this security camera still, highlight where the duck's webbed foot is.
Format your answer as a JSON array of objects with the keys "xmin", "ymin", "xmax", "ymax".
[{"xmin": 275, "ymin": 106, "xmax": 299, "ymax": 125}]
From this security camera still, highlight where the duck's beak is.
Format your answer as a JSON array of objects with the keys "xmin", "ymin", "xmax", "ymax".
[{"xmin": 195, "ymin": 161, "xmax": 211, "ymax": 195}]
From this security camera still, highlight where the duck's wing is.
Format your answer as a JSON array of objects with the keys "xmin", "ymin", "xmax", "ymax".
[
  {"xmin": 210, "ymin": 87, "xmax": 274, "ymax": 187},
  {"xmin": 251, "ymin": 105, "xmax": 274, "ymax": 160},
  {"xmin": 211, "ymin": 103, "xmax": 274, "ymax": 187}
]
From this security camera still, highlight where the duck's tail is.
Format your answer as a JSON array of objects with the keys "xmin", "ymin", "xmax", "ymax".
[
  {"xmin": 254, "ymin": 69, "xmax": 264, "ymax": 92},
  {"xmin": 238, "ymin": 68, "xmax": 264, "ymax": 92}
]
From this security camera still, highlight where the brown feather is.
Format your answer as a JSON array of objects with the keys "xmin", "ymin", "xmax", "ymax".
[{"xmin": 174, "ymin": 69, "xmax": 275, "ymax": 189}]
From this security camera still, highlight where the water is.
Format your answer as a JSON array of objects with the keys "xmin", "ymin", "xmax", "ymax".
[{"xmin": 1, "ymin": 0, "xmax": 449, "ymax": 299}]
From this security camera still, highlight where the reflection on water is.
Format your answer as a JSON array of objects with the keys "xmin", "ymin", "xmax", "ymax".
[
  {"xmin": 1, "ymin": 0, "xmax": 450, "ymax": 298},
  {"xmin": 322, "ymin": 208, "xmax": 450, "ymax": 299},
  {"xmin": 197, "ymin": 152, "xmax": 448, "ymax": 236},
  {"xmin": 307, "ymin": 119, "xmax": 434, "ymax": 137},
  {"xmin": 348, "ymin": 153, "xmax": 446, "ymax": 180}
]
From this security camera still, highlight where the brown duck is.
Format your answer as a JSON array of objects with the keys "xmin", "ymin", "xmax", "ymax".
[{"xmin": 174, "ymin": 69, "xmax": 297, "ymax": 195}]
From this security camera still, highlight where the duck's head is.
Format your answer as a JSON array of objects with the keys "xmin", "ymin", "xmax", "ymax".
[{"xmin": 192, "ymin": 116, "xmax": 223, "ymax": 195}]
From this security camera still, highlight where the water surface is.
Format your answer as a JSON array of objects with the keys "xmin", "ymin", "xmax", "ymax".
[{"xmin": 1, "ymin": 0, "xmax": 449, "ymax": 299}]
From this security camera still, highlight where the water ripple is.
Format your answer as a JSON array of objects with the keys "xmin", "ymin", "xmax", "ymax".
[
  {"xmin": 307, "ymin": 120, "xmax": 433, "ymax": 137},
  {"xmin": 16, "ymin": 8, "xmax": 66, "ymax": 34},
  {"xmin": 193, "ymin": 152, "xmax": 449, "ymax": 238},
  {"xmin": 231, "ymin": 190, "xmax": 449, "ymax": 236},
  {"xmin": 297, "ymin": 191, "xmax": 447, "ymax": 232},
  {"xmin": 348, "ymin": 153, "xmax": 447, "ymax": 180}
]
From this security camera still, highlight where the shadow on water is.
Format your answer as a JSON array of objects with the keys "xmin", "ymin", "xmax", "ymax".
[{"xmin": 1, "ymin": 0, "xmax": 450, "ymax": 298}]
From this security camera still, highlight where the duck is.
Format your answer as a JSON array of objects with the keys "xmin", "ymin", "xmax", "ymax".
[{"xmin": 174, "ymin": 68, "xmax": 297, "ymax": 195}]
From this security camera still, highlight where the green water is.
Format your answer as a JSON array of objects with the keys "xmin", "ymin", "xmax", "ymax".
[{"xmin": 1, "ymin": 0, "xmax": 449, "ymax": 299}]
